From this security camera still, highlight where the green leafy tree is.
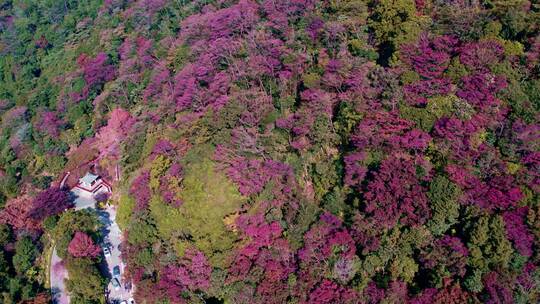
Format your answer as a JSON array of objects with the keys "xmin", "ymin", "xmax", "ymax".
[
  {"xmin": 311, "ymin": 159, "xmax": 340, "ymax": 201},
  {"xmin": 0, "ymin": 192, "xmax": 6, "ymax": 209},
  {"xmin": 465, "ymin": 214, "xmax": 513, "ymax": 291},
  {"xmin": 149, "ymin": 155, "xmax": 171, "ymax": 191},
  {"xmin": 400, "ymin": 95, "xmax": 474, "ymax": 132},
  {"xmin": 127, "ymin": 211, "xmax": 158, "ymax": 246},
  {"xmin": 0, "ymin": 224, "xmax": 11, "ymax": 247},
  {"xmin": 12, "ymin": 237, "xmax": 38, "ymax": 276},
  {"xmin": 116, "ymin": 195, "xmax": 135, "ymax": 231},
  {"xmin": 0, "ymin": 170, "xmax": 20, "ymax": 199},
  {"xmin": 0, "ymin": 251, "xmax": 9, "ymax": 290},
  {"xmin": 42, "ymin": 215, "xmax": 58, "ymax": 233},
  {"xmin": 149, "ymin": 196, "xmax": 184, "ymax": 240},
  {"xmin": 334, "ymin": 102, "xmax": 363, "ymax": 141},
  {"xmin": 359, "ymin": 226, "xmax": 431, "ymax": 286},
  {"xmin": 65, "ymin": 257, "xmax": 106, "ymax": 304},
  {"xmin": 427, "ymin": 176, "xmax": 461, "ymax": 236},
  {"xmin": 369, "ymin": 0, "xmax": 430, "ymax": 63},
  {"xmin": 483, "ymin": 0, "xmax": 531, "ymax": 39}
]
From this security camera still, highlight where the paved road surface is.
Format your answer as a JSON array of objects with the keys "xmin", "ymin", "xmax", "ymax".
[
  {"xmin": 71, "ymin": 189, "xmax": 97, "ymax": 210},
  {"xmin": 59, "ymin": 172, "xmax": 70, "ymax": 189},
  {"xmin": 50, "ymin": 248, "xmax": 69, "ymax": 304}
]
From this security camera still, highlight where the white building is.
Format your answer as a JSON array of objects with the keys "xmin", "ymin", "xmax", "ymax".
[{"xmin": 72, "ymin": 172, "xmax": 112, "ymax": 198}]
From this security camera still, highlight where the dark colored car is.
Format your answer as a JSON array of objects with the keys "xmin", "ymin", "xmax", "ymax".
[{"xmin": 113, "ymin": 265, "xmax": 121, "ymax": 277}]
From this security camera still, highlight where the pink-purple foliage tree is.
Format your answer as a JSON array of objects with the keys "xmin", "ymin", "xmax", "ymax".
[
  {"xmin": 228, "ymin": 212, "xmax": 296, "ymax": 303},
  {"xmin": 363, "ymin": 155, "xmax": 431, "ymax": 229},
  {"xmin": 483, "ymin": 271, "xmax": 514, "ymax": 304},
  {"xmin": 400, "ymin": 34, "xmax": 457, "ymax": 79},
  {"xmin": 96, "ymin": 108, "xmax": 136, "ymax": 159},
  {"xmin": 305, "ymin": 279, "xmax": 358, "ymax": 304},
  {"xmin": 459, "ymin": 40, "xmax": 504, "ymax": 71},
  {"xmin": 403, "ymin": 78, "xmax": 452, "ymax": 106},
  {"xmin": 214, "ymin": 145, "xmax": 294, "ymax": 196},
  {"xmin": 456, "ymin": 72, "xmax": 507, "ymax": 110},
  {"xmin": 35, "ymin": 111, "xmax": 62, "ymax": 137},
  {"xmin": 502, "ymin": 207, "xmax": 534, "ymax": 257},
  {"xmin": 29, "ymin": 188, "xmax": 73, "ymax": 221},
  {"xmin": 130, "ymin": 171, "xmax": 151, "ymax": 210},
  {"xmin": 351, "ymin": 111, "xmax": 430, "ymax": 154},
  {"xmin": 157, "ymin": 249, "xmax": 211, "ymax": 302},
  {"xmin": 343, "ymin": 152, "xmax": 368, "ymax": 189},
  {"xmin": 410, "ymin": 278, "xmax": 470, "ymax": 304},
  {"xmin": 72, "ymin": 52, "xmax": 115, "ymax": 101},
  {"xmin": 446, "ymin": 164, "xmax": 524, "ymax": 211},
  {"xmin": 297, "ymin": 213, "xmax": 356, "ymax": 296}
]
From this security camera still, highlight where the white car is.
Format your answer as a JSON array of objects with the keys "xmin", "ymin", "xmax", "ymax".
[
  {"xmin": 111, "ymin": 278, "xmax": 121, "ymax": 291},
  {"xmin": 128, "ymin": 298, "xmax": 135, "ymax": 304},
  {"xmin": 103, "ymin": 246, "xmax": 111, "ymax": 257}
]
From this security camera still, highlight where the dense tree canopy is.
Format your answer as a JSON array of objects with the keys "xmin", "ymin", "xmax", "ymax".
[{"xmin": 0, "ymin": 0, "xmax": 538, "ymax": 303}]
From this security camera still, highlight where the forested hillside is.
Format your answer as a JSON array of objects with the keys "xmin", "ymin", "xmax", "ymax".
[{"xmin": 0, "ymin": 0, "xmax": 539, "ymax": 303}]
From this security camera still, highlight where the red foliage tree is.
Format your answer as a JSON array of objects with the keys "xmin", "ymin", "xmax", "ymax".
[
  {"xmin": 19, "ymin": 293, "xmax": 51, "ymax": 304},
  {"xmin": 68, "ymin": 231, "xmax": 101, "ymax": 258},
  {"xmin": 95, "ymin": 108, "xmax": 136, "ymax": 159},
  {"xmin": 0, "ymin": 196, "xmax": 41, "ymax": 231}
]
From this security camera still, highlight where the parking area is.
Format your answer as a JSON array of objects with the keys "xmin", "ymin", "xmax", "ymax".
[
  {"xmin": 71, "ymin": 188, "xmax": 97, "ymax": 210},
  {"xmin": 99, "ymin": 207, "xmax": 134, "ymax": 303},
  {"xmin": 52, "ymin": 188, "xmax": 135, "ymax": 303}
]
